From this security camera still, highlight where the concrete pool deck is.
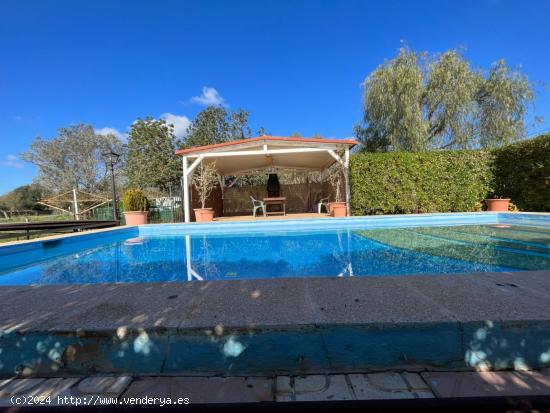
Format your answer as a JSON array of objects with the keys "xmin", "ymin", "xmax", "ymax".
[{"xmin": 0, "ymin": 270, "xmax": 549, "ymax": 377}]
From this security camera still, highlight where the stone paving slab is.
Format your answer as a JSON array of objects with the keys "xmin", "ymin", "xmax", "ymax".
[
  {"xmin": 275, "ymin": 372, "xmax": 435, "ymax": 401},
  {"xmin": 59, "ymin": 376, "xmax": 132, "ymax": 399},
  {"xmin": 422, "ymin": 370, "xmax": 550, "ymax": 398},
  {"xmin": 274, "ymin": 376, "xmax": 293, "ymax": 401},
  {"xmin": 0, "ymin": 378, "xmax": 41, "ymax": 406},
  {"xmin": 349, "ymin": 372, "xmax": 433, "ymax": 399},
  {"xmin": 478, "ymin": 271, "xmax": 550, "ymax": 299},
  {"xmin": 1, "ymin": 271, "xmax": 549, "ymax": 333},
  {"xmin": 0, "ymin": 377, "xmax": 79, "ymax": 406},
  {"xmin": 0, "ymin": 370, "xmax": 549, "ymax": 405},
  {"xmin": 122, "ymin": 376, "xmax": 274, "ymax": 404},
  {"xmin": 402, "ymin": 272, "xmax": 550, "ymax": 322},
  {"xmin": 292, "ymin": 375, "xmax": 354, "ymax": 401}
]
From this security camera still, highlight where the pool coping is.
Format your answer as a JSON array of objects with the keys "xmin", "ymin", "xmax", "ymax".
[
  {"xmin": 0, "ymin": 224, "xmax": 138, "ymax": 248},
  {"xmin": 0, "ymin": 270, "xmax": 549, "ymax": 376},
  {"xmin": 1, "ymin": 211, "xmax": 549, "ymax": 251},
  {"xmin": 1, "ymin": 269, "xmax": 549, "ymax": 332}
]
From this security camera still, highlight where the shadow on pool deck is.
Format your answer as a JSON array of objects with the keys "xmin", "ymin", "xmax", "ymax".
[
  {"xmin": 0, "ymin": 271, "xmax": 549, "ymax": 377},
  {"xmin": 215, "ymin": 212, "xmax": 331, "ymax": 222}
]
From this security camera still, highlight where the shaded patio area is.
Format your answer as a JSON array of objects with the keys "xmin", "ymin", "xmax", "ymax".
[
  {"xmin": 214, "ymin": 212, "xmax": 330, "ymax": 222},
  {"xmin": 176, "ymin": 135, "xmax": 358, "ymax": 222}
]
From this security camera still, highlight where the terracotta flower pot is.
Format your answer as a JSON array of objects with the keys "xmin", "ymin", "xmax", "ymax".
[
  {"xmin": 194, "ymin": 208, "xmax": 215, "ymax": 222},
  {"xmin": 123, "ymin": 211, "xmax": 148, "ymax": 226},
  {"xmin": 485, "ymin": 198, "xmax": 511, "ymax": 212},
  {"xmin": 328, "ymin": 202, "xmax": 346, "ymax": 216},
  {"xmin": 332, "ymin": 204, "xmax": 347, "ymax": 217}
]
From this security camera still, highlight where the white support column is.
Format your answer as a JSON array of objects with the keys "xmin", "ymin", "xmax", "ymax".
[
  {"xmin": 344, "ymin": 148, "xmax": 351, "ymax": 216},
  {"xmin": 182, "ymin": 156, "xmax": 190, "ymax": 223}
]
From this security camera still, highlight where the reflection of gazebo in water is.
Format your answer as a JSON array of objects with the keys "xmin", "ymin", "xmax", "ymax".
[
  {"xmin": 176, "ymin": 135, "xmax": 358, "ymax": 222},
  {"xmin": 183, "ymin": 227, "xmax": 354, "ymax": 281}
]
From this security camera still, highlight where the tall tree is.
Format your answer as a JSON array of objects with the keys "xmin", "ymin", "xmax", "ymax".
[
  {"xmin": 477, "ymin": 60, "xmax": 535, "ymax": 148},
  {"xmin": 181, "ymin": 106, "xmax": 256, "ymax": 148},
  {"xmin": 21, "ymin": 124, "xmax": 123, "ymax": 192},
  {"xmin": 125, "ymin": 117, "xmax": 181, "ymax": 191},
  {"xmin": 356, "ymin": 47, "xmax": 536, "ymax": 151},
  {"xmin": 0, "ymin": 184, "xmax": 47, "ymax": 212}
]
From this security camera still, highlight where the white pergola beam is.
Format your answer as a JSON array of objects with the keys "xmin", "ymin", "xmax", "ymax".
[
  {"xmin": 217, "ymin": 166, "xmax": 325, "ymax": 176},
  {"xmin": 328, "ymin": 149, "xmax": 343, "ymax": 165},
  {"xmin": 226, "ymin": 175, "xmax": 242, "ymax": 188},
  {"xmin": 188, "ymin": 147, "xmax": 329, "ymax": 158},
  {"xmin": 185, "ymin": 141, "xmax": 349, "ymax": 157},
  {"xmin": 187, "ymin": 157, "xmax": 203, "ymax": 176}
]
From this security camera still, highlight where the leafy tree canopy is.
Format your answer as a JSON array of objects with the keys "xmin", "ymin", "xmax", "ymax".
[
  {"xmin": 0, "ymin": 183, "xmax": 47, "ymax": 212},
  {"xmin": 181, "ymin": 106, "xmax": 260, "ymax": 148},
  {"xmin": 355, "ymin": 47, "xmax": 537, "ymax": 152},
  {"xmin": 125, "ymin": 117, "xmax": 181, "ymax": 191},
  {"xmin": 21, "ymin": 124, "xmax": 124, "ymax": 192}
]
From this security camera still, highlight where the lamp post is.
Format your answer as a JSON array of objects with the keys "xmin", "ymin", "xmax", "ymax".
[{"xmin": 103, "ymin": 150, "xmax": 120, "ymax": 222}]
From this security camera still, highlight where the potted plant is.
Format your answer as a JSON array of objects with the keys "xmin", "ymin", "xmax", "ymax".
[
  {"xmin": 484, "ymin": 192, "xmax": 511, "ymax": 212},
  {"xmin": 123, "ymin": 189, "xmax": 149, "ymax": 225},
  {"xmin": 192, "ymin": 161, "xmax": 217, "ymax": 222},
  {"xmin": 327, "ymin": 162, "xmax": 347, "ymax": 217}
]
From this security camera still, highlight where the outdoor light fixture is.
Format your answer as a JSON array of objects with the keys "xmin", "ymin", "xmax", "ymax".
[{"xmin": 103, "ymin": 150, "xmax": 121, "ymax": 222}]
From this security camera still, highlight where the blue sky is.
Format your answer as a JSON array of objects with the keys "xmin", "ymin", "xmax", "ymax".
[{"xmin": 1, "ymin": 0, "xmax": 549, "ymax": 194}]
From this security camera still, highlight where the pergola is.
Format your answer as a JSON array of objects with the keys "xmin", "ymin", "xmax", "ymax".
[{"xmin": 176, "ymin": 135, "xmax": 358, "ymax": 222}]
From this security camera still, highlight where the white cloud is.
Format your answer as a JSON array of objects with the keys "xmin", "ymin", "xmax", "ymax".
[
  {"xmin": 160, "ymin": 113, "xmax": 191, "ymax": 138},
  {"xmin": 190, "ymin": 86, "xmax": 226, "ymax": 106},
  {"xmin": 2, "ymin": 154, "xmax": 24, "ymax": 169},
  {"xmin": 95, "ymin": 127, "xmax": 127, "ymax": 141}
]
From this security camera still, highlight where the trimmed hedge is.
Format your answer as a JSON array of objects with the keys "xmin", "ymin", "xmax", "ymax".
[
  {"xmin": 350, "ymin": 135, "xmax": 550, "ymax": 215},
  {"xmin": 350, "ymin": 151, "xmax": 493, "ymax": 215},
  {"xmin": 493, "ymin": 134, "xmax": 550, "ymax": 212}
]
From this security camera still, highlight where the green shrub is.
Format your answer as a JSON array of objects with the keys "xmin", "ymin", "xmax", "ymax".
[
  {"xmin": 122, "ymin": 189, "xmax": 149, "ymax": 212},
  {"xmin": 493, "ymin": 134, "xmax": 550, "ymax": 212},
  {"xmin": 350, "ymin": 150, "xmax": 494, "ymax": 215}
]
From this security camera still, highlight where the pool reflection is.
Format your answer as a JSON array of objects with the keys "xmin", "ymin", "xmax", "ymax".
[{"xmin": 1, "ymin": 224, "xmax": 548, "ymax": 285}]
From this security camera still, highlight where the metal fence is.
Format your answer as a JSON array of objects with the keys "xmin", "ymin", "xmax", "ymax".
[{"xmin": 94, "ymin": 197, "xmax": 185, "ymax": 224}]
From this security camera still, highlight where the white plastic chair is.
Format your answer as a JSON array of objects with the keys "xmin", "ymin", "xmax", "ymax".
[
  {"xmin": 318, "ymin": 197, "xmax": 329, "ymax": 214},
  {"xmin": 250, "ymin": 196, "xmax": 266, "ymax": 217}
]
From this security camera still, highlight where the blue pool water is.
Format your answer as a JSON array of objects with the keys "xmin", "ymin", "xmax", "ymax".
[{"xmin": 1, "ymin": 218, "xmax": 549, "ymax": 285}]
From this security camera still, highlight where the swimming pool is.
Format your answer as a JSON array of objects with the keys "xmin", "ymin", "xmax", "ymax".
[{"xmin": 0, "ymin": 213, "xmax": 549, "ymax": 285}]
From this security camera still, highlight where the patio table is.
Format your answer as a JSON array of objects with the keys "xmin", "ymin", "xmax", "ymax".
[{"xmin": 263, "ymin": 197, "xmax": 286, "ymax": 216}]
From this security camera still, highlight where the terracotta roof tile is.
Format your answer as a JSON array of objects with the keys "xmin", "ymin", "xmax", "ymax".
[{"xmin": 175, "ymin": 135, "xmax": 358, "ymax": 155}]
